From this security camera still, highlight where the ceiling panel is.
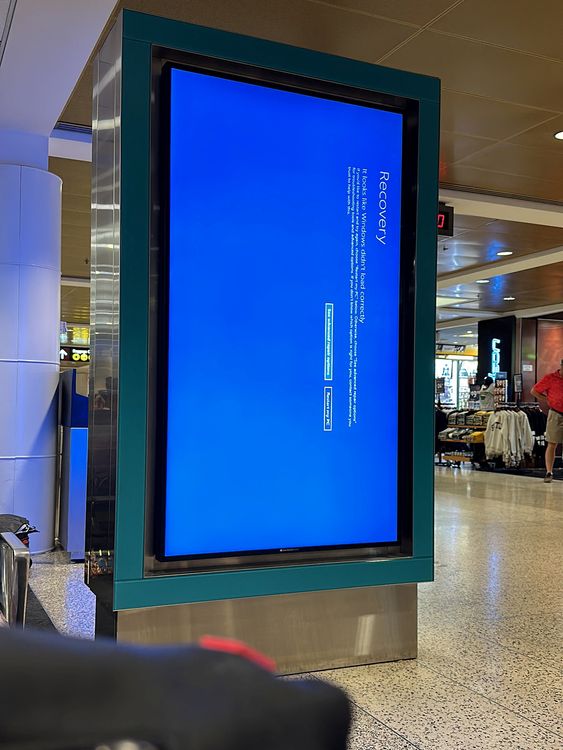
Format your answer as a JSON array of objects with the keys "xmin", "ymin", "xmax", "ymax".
[
  {"xmin": 436, "ymin": 309, "xmax": 468, "ymax": 322},
  {"xmin": 436, "ymin": 327, "xmax": 478, "ymax": 345},
  {"xmin": 437, "ymin": 216, "xmax": 563, "ymax": 275},
  {"xmin": 61, "ymin": 209, "xmax": 90, "ymax": 229},
  {"xmin": 432, "ymin": 0, "xmax": 563, "ymax": 61},
  {"xmin": 61, "ymin": 286, "xmax": 91, "ymax": 324},
  {"xmin": 311, "ymin": 0, "xmax": 457, "ymax": 26},
  {"xmin": 53, "ymin": 0, "xmax": 563, "ymax": 328},
  {"xmin": 59, "ymin": 0, "xmax": 563, "ymax": 206},
  {"xmin": 451, "ymin": 215, "xmax": 494, "ymax": 231},
  {"xmin": 459, "ymin": 141, "xmax": 563, "ymax": 183},
  {"xmin": 507, "ymin": 114, "xmax": 563, "ymax": 150},
  {"xmin": 440, "ymin": 130, "xmax": 494, "ymax": 164},
  {"xmin": 49, "ymin": 157, "xmax": 91, "ymax": 279},
  {"xmin": 384, "ymin": 30, "xmax": 563, "ymax": 112},
  {"xmin": 0, "ymin": 0, "xmax": 11, "ymax": 32},
  {"xmin": 440, "ymin": 90, "xmax": 558, "ymax": 141},
  {"xmin": 481, "ymin": 220, "xmax": 563, "ymax": 247},
  {"xmin": 439, "ymin": 263, "xmax": 563, "ymax": 313},
  {"xmin": 50, "ymin": 157, "xmax": 91, "ymax": 194},
  {"xmin": 61, "ymin": 0, "xmax": 417, "ymax": 126},
  {"xmin": 442, "ymin": 164, "xmax": 563, "ymax": 203}
]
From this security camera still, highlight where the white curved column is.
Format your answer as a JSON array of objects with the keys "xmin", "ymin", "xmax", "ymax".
[{"xmin": 0, "ymin": 163, "xmax": 61, "ymax": 552}]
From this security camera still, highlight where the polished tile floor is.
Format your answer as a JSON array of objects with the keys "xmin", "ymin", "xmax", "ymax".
[
  {"xmin": 321, "ymin": 468, "xmax": 563, "ymax": 749},
  {"xmin": 29, "ymin": 468, "xmax": 562, "ymax": 749}
]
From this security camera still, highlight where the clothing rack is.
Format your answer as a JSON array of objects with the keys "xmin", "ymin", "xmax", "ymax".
[{"xmin": 496, "ymin": 402, "xmax": 542, "ymax": 410}]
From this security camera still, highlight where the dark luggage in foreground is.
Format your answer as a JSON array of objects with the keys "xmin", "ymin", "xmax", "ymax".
[
  {"xmin": 0, "ymin": 628, "xmax": 350, "ymax": 750},
  {"xmin": 0, "ymin": 514, "xmax": 38, "ymax": 549}
]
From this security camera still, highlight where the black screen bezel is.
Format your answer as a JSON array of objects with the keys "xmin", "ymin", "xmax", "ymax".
[{"xmin": 152, "ymin": 54, "xmax": 418, "ymax": 566}]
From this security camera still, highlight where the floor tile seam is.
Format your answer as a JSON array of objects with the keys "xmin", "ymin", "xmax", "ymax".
[
  {"xmin": 418, "ymin": 638, "xmax": 563, "ymax": 680},
  {"xmin": 421, "ymin": 630, "xmax": 563, "ymax": 661},
  {"xmin": 420, "ymin": 662, "xmax": 563, "ymax": 739},
  {"xmin": 420, "ymin": 624, "xmax": 563, "ymax": 653},
  {"xmin": 350, "ymin": 699, "xmax": 424, "ymax": 750},
  {"xmin": 308, "ymin": 673, "xmax": 424, "ymax": 749},
  {"xmin": 478, "ymin": 634, "xmax": 563, "ymax": 671}
]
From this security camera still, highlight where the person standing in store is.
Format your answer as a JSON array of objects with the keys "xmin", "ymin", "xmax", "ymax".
[
  {"xmin": 531, "ymin": 359, "xmax": 563, "ymax": 482},
  {"xmin": 479, "ymin": 376, "xmax": 495, "ymax": 410}
]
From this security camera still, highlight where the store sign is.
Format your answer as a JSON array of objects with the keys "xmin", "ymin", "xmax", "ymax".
[
  {"xmin": 490, "ymin": 337, "xmax": 501, "ymax": 378},
  {"xmin": 436, "ymin": 343, "xmax": 465, "ymax": 353},
  {"xmin": 60, "ymin": 346, "xmax": 90, "ymax": 363},
  {"xmin": 437, "ymin": 202, "xmax": 454, "ymax": 237}
]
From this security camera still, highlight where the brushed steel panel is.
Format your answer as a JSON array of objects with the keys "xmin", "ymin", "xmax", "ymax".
[
  {"xmin": 117, "ymin": 584, "xmax": 417, "ymax": 674},
  {"xmin": 0, "ymin": 532, "xmax": 31, "ymax": 626},
  {"xmin": 86, "ymin": 18, "xmax": 122, "ymax": 599}
]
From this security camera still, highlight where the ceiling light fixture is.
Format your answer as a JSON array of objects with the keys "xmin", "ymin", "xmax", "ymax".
[
  {"xmin": 475, "ymin": 279, "xmax": 490, "ymax": 284},
  {"xmin": 497, "ymin": 251, "xmax": 513, "ymax": 256},
  {"xmin": 467, "ymin": 330, "xmax": 473, "ymax": 333},
  {"xmin": 504, "ymin": 296, "xmax": 516, "ymax": 301},
  {"xmin": 554, "ymin": 131, "xmax": 563, "ymax": 140}
]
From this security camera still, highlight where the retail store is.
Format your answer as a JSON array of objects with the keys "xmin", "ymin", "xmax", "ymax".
[{"xmin": 436, "ymin": 305, "xmax": 563, "ymax": 476}]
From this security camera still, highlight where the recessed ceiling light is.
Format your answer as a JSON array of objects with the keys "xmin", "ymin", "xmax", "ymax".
[
  {"xmin": 467, "ymin": 330, "xmax": 473, "ymax": 333},
  {"xmin": 554, "ymin": 131, "xmax": 563, "ymax": 140},
  {"xmin": 504, "ymin": 296, "xmax": 516, "ymax": 301},
  {"xmin": 497, "ymin": 251, "xmax": 513, "ymax": 256},
  {"xmin": 475, "ymin": 279, "xmax": 490, "ymax": 284}
]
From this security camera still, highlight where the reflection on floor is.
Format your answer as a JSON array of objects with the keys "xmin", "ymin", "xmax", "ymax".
[{"xmin": 29, "ymin": 468, "xmax": 562, "ymax": 749}]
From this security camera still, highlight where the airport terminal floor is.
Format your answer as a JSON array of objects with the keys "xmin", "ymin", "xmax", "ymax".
[{"xmin": 29, "ymin": 468, "xmax": 563, "ymax": 750}]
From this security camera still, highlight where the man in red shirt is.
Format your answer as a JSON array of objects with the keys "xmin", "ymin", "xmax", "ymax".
[{"xmin": 531, "ymin": 359, "xmax": 563, "ymax": 482}]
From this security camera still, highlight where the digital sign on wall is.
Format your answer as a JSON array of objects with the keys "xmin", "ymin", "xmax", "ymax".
[{"xmin": 158, "ymin": 65, "xmax": 415, "ymax": 561}]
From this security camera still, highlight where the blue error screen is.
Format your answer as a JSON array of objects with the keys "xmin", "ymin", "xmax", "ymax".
[{"xmin": 163, "ymin": 66, "xmax": 404, "ymax": 559}]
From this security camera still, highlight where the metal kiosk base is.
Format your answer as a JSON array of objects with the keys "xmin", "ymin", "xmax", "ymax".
[{"xmin": 116, "ymin": 583, "xmax": 417, "ymax": 674}]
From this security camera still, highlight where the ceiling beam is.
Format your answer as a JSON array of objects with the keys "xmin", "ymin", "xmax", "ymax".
[
  {"xmin": 437, "ymin": 302, "xmax": 563, "ymax": 331},
  {"xmin": 513, "ymin": 303, "xmax": 563, "ymax": 319},
  {"xmin": 437, "ymin": 245, "xmax": 563, "ymax": 290},
  {"xmin": 439, "ymin": 188, "xmax": 563, "ymax": 229},
  {"xmin": 0, "ymin": 1, "xmax": 117, "ymax": 138},
  {"xmin": 61, "ymin": 276, "xmax": 90, "ymax": 288},
  {"xmin": 438, "ymin": 307, "xmax": 497, "ymax": 318},
  {"xmin": 436, "ymin": 317, "xmax": 487, "ymax": 331},
  {"xmin": 49, "ymin": 126, "xmax": 92, "ymax": 162}
]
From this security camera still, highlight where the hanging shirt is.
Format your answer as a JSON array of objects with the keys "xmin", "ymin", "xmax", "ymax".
[
  {"xmin": 484, "ymin": 412, "xmax": 505, "ymax": 458},
  {"xmin": 533, "ymin": 371, "xmax": 563, "ymax": 412}
]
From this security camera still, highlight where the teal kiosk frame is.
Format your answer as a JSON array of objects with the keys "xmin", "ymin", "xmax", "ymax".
[{"xmin": 87, "ymin": 10, "xmax": 438, "ymax": 671}]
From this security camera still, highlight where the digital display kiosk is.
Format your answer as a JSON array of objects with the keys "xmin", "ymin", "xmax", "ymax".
[
  {"xmin": 156, "ymin": 62, "xmax": 418, "ymax": 564},
  {"xmin": 88, "ymin": 13, "xmax": 438, "ymax": 643}
]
